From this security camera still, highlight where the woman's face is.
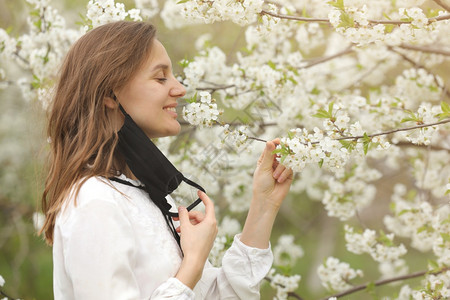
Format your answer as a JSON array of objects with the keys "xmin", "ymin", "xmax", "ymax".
[{"xmin": 116, "ymin": 39, "xmax": 186, "ymax": 139}]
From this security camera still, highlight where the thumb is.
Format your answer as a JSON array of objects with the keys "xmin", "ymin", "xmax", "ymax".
[
  {"xmin": 259, "ymin": 140, "xmax": 277, "ymax": 170},
  {"xmin": 178, "ymin": 206, "xmax": 190, "ymax": 227}
]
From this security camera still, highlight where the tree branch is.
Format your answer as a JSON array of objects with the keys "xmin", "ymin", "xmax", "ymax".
[
  {"xmin": 433, "ymin": 0, "xmax": 450, "ymax": 12},
  {"xmin": 320, "ymin": 267, "xmax": 450, "ymax": 300},
  {"xmin": 260, "ymin": 9, "xmax": 329, "ymax": 23},
  {"xmin": 179, "ymin": 120, "xmax": 277, "ymax": 127},
  {"xmin": 399, "ymin": 44, "xmax": 450, "ymax": 56},
  {"xmin": 395, "ymin": 141, "xmax": 450, "ymax": 152},
  {"xmin": 195, "ymin": 84, "xmax": 236, "ymax": 92},
  {"xmin": 302, "ymin": 46, "xmax": 354, "ymax": 69},
  {"xmin": 0, "ymin": 289, "xmax": 17, "ymax": 300},
  {"xmin": 248, "ymin": 119, "xmax": 450, "ymax": 144},
  {"xmin": 321, "ymin": 118, "xmax": 450, "ymax": 143},
  {"xmin": 260, "ymin": 9, "xmax": 450, "ymax": 26},
  {"xmin": 389, "ymin": 46, "xmax": 450, "ymax": 99}
]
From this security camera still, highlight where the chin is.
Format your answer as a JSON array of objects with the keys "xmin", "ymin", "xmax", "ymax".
[{"xmin": 164, "ymin": 123, "xmax": 181, "ymax": 137}]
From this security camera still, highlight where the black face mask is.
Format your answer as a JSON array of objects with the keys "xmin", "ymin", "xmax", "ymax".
[{"xmin": 110, "ymin": 102, "xmax": 206, "ymax": 246}]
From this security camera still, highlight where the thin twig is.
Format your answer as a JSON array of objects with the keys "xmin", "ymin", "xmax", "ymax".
[
  {"xmin": 0, "ymin": 289, "xmax": 16, "ymax": 300},
  {"xmin": 395, "ymin": 141, "xmax": 450, "ymax": 152},
  {"xmin": 317, "ymin": 119, "xmax": 450, "ymax": 143},
  {"xmin": 399, "ymin": 44, "xmax": 450, "ymax": 56},
  {"xmin": 302, "ymin": 46, "xmax": 354, "ymax": 69},
  {"xmin": 260, "ymin": 9, "xmax": 450, "ymax": 25},
  {"xmin": 179, "ymin": 120, "xmax": 277, "ymax": 127},
  {"xmin": 321, "ymin": 267, "xmax": 450, "ymax": 300},
  {"xmin": 248, "ymin": 136, "xmax": 269, "ymax": 143},
  {"xmin": 195, "ymin": 84, "xmax": 236, "ymax": 92},
  {"xmin": 12, "ymin": 50, "xmax": 29, "ymax": 66},
  {"xmin": 339, "ymin": 60, "xmax": 384, "ymax": 91}
]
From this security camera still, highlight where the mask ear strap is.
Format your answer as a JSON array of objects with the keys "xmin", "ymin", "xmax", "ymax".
[
  {"xmin": 182, "ymin": 175, "xmax": 206, "ymax": 213},
  {"xmin": 165, "ymin": 176, "xmax": 206, "ymax": 218},
  {"xmin": 112, "ymin": 93, "xmax": 128, "ymax": 115},
  {"xmin": 182, "ymin": 175, "xmax": 206, "ymax": 193}
]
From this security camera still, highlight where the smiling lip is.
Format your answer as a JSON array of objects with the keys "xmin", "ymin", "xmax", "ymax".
[{"xmin": 163, "ymin": 104, "xmax": 178, "ymax": 117}]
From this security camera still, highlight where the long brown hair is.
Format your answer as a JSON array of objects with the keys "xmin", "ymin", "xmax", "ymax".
[{"xmin": 40, "ymin": 21, "xmax": 157, "ymax": 244}]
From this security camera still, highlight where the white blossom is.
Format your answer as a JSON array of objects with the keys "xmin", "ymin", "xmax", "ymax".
[
  {"xmin": 273, "ymin": 235, "xmax": 304, "ymax": 266},
  {"xmin": 318, "ymin": 257, "xmax": 364, "ymax": 292}
]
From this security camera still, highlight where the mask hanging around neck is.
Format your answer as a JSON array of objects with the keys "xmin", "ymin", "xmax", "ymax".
[{"xmin": 113, "ymin": 100, "xmax": 206, "ymax": 218}]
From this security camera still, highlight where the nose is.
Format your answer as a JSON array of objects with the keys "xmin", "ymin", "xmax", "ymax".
[{"xmin": 171, "ymin": 79, "xmax": 186, "ymax": 98}]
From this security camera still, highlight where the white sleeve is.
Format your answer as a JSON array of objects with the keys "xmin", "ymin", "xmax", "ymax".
[
  {"xmin": 194, "ymin": 234, "xmax": 273, "ymax": 299},
  {"xmin": 62, "ymin": 199, "xmax": 195, "ymax": 300}
]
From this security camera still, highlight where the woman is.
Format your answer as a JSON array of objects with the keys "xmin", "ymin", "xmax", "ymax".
[{"xmin": 40, "ymin": 21, "xmax": 293, "ymax": 299}]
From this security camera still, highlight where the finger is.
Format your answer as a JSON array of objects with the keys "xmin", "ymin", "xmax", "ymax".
[
  {"xmin": 188, "ymin": 211, "xmax": 205, "ymax": 223},
  {"xmin": 176, "ymin": 226, "xmax": 181, "ymax": 233},
  {"xmin": 273, "ymin": 162, "xmax": 286, "ymax": 180},
  {"xmin": 272, "ymin": 159, "xmax": 280, "ymax": 170},
  {"xmin": 277, "ymin": 167, "xmax": 294, "ymax": 183},
  {"xmin": 259, "ymin": 140, "xmax": 278, "ymax": 170},
  {"xmin": 178, "ymin": 206, "xmax": 190, "ymax": 227},
  {"xmin": 198, "ymin": 190, "xmax": 215, "ymax": 218}
]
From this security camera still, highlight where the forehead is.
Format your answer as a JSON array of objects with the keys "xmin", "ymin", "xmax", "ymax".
[{"xmin": 145, "ymin": 39, "xmax": 171, "ymax": 69}]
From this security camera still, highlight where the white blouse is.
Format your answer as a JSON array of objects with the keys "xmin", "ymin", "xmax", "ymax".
[{"xmin": 52, "ymin": 175, "xmax": 273, "ymax": 299}]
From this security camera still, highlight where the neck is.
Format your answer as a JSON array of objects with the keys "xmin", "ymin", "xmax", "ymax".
[{"xmin": 123, "ymin": 164, "xmax": 138, "ymax": 181}]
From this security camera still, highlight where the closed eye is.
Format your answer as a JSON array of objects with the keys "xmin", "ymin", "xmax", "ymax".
[{"xmin": 156, "ymin": 78, "xmax": 167, "ymax": 83}]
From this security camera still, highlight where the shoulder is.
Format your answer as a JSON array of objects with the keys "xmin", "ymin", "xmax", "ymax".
[
  {"xmin": 57, "ymin": 176, "xmax": 134, "ymax": 223},
  {"xmin": 72, "ymin": 176, "xmax": 123, "ymax": 207},
  {"xmin": 77, "ymin": 176, "xmax": 120, "ymax": 203}
]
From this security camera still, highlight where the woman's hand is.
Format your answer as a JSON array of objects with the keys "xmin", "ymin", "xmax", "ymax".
[
  {"xmin": 173, "ymin": 211, "xmax": 205, "ymax": 233},
  {"xmin": 175, "ymin": 191, "xmax": 217, "ymax": 289},
  {"xmin": 252, "ymin": 138, "xmax": 293, "ymax": 211},
  {"xmin": 240, "ymin": 139, "xmax": 293, "ymax": 249}
]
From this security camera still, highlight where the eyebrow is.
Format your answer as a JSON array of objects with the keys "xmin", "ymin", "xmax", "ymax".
[{"xmin": 151, "ymin": 64, "xmax": 170, "ymax": 72}]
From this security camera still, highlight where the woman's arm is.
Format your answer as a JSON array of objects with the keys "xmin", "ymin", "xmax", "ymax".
[{"xmin": 240, "ymin": 139, "xmax": 293, "ymax": 249}]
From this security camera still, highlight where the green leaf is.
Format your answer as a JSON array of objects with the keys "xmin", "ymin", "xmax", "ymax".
[
  {"xmin": 364, "ymin": 281, "xmax": 376, "ymax": 297},
  {"xmin": 287, "ymin": 131, "xmax": 295, "ymax": 139},
  {"xmin": 340, "ymin": 140, "xmax": 356, "ymax": 151},
  {"xmin": 428, "ymin": 259, "xmax": 439, "ymax": 270},
  {"xmin": 377, "ymin": 230, "xmax": 394, "ymax": 247},
  {"xmin": 327, "ymin": 0, "xmax": 345, "ymax": 10},
  {"xmin": 361, "ymin": 132, "xmax": 371, "ymax": 155},
  {"xmin": 310, "ymin": 87, "xmax": 320, "ymax": 95},
  {"xmin": 338, "ymin": 12, "xmax": 355, "ymax": 28},
  {"xmin": 184, "ymin": 92, "xmax": 197, "ymax": 103},
  {"xmin": 31, "ymin": 74, "xmax": 41, "ymax": 89},
  {"xmin": 441, "ymin": 101, "xmax": 450, "ymax": 113},
  {"xmin": 441, "ymin": 232, "xmax": 450, "ymax": 243},
  {"xmin": 177, "ymin": 0, "xmax": 190, "ymax": 4},
  {"xmin": 287, "ymin": 76, "xmax": 298, "ymax": 85},
  {"xmin": 328, "ymin": 101, "xmax": 334, "ymax": 115},
  {"xmin": 417, "ymin": 224, "xmax": 433, "ymax": 234},
  {"xmin": 401, "ymin": 110, "xmax": 421, "ymax": 123},
  {"xmin": 272, "ymin": 149, "xmax": 284, "ymax": 154},
  {"xmin": 267, "ymin": 60, "xmax": 277, "ymax": 70},
  {"xmin": 318, "ymin": 159, "xmax": 324, "ymax": 168},
  {"xmin": 385, "ymin": 24, "xmax": 395, "ymax": 33},
  {"xmin": 312, "ymin": 109, "xmax": 331, "ymax": 119},
  {"xmin": 437, "ymin": 112, "xmax": 450, "ymax": 121}
]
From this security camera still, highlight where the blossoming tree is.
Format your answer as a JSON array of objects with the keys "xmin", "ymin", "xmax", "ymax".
[{"xmin": 0, "ymin": 0, "xmax": 449, "ymax": 299}]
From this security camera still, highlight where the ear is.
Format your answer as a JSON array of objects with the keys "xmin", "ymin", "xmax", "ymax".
[{"xmin": 104, "ymin": 96, "xmax": 118, "ymax": 109}]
